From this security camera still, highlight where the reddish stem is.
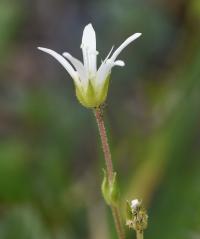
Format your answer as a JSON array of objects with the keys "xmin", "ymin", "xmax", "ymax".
[{"xmin": 94, "ymin": 107, "xmax": 125, "ymax": 239}]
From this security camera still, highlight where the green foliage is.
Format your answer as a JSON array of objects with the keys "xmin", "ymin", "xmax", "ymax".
[
  {"xmin": 0, "ymin": 1, "xmax": 22, "ymax": 57},
  {"xmin": 0, "ymin": 207, "xmax": 50, "ymax": 239}
]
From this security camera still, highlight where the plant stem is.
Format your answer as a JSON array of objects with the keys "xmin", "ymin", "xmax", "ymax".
[
  {"xmin": 94, "ymin": 108, "xmax": 113, "ymax": 181},
  {"xmin": 94, "ymin": 107, "xmax": 125, "ymax": 239},
  {"xmin": 136, "ymin": 230, "xmax": 143, "ymax": 239}
]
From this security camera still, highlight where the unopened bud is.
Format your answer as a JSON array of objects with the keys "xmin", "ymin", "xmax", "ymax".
[{"xmin": 101, "ymin": 170, "xmax": 119, "ymax": 206}]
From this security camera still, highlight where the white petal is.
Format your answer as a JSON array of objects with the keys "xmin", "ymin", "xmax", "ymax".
[
  {"xmin": 63, "ymin": 52, "xmax": 88, "ymax": 87},
  {"xmin": 38, "ymin": 47, "xmax": 77, "ymax": 80},
  {"xmin": 114, "ymin": 60, "xmax": 125, "ymax": 66},
  {"xmin": 97, "ymin": 58, "xmax": 125, "ymax": 86},
  {"xmin": 81, "ymin": 23, "xmax": 97, "ymax": 76},
  {"xmin": 81, "ymin": 23, "xmax": 96, "ymax": 50},
  {"xmin": 110, "ymin": 33, "xmax": 142, "ymax": 62},
  {"xmin": 97, "ymin": 60, "xmax": 113, "ymax": 87}
]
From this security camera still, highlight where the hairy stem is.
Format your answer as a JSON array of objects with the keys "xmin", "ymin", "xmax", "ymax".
[
  {"xmin": 94, "ymin": 108, "xmax": 113, "ymax": 181},
  {"xmin": 136, "ymin": 231, "xmax": 143, "ymax": 239},
  {"xmin": 94, "ymin": 107, "xmax": 125, "ymax": 239}
]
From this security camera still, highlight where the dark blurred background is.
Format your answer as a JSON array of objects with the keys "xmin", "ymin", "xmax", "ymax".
[{"xmin": 1, "ymin": 0, "xmax": 200, "ymax": 238}]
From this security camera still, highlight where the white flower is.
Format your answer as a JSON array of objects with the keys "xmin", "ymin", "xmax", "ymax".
[
  {"xmin": 131, "ymin": 199, "xmax": 140, "ymax": 210},
  {"xmin": 38, "ymin": 23, "xmax": 141, "ymax": 108}
]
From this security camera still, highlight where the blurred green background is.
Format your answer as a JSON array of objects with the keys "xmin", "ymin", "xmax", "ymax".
[{"xmin": 1, "ymin": 0, "xmax": 200, "ymax": 238}]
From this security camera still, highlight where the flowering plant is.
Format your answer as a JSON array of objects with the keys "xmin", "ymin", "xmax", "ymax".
[{"xmin": 38, "ymin": 23, "xmax": 146, "ymax": 239}]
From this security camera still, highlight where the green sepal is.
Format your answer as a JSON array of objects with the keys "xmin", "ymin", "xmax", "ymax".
[
  {"xmin": 101, "ymin": 169, "xmax": 119, "ymax": 206},
  {"xmin": 109, "ymin": 172, "xmax": 119, "ymax": 206},
  {"xmin": 126, "ymin": 200, "xmax": 133, "ymax": 221},
  {"xmin": 75, "ymin": 80, "xmax": 96, "ymax": 108},
  {"xmin": 101, "ymin": 169, "xmax": 111, "ymax": 205},
  {"xmin": 74, "ymin": 75, "xmax": 111, "ymax": 108},
  {"xmin": 85, "ymin": 79, "xmax": 96, "ymax": 106},
  {"xmin": 97, "ymin": 75, "xmax": 110, "ymax": 105},
  {"xmin": 75, "ymin": 84, "xmax": 87, "ymax": 107}
]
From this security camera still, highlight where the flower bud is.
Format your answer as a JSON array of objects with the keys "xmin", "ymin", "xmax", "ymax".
[
  {"xmin": 126, "ymin": 199, "xmax": 148, "ymax": 232},
  {"xmin": 101, "ymin": 170, "xmax": 119, "ymax": 206}
]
